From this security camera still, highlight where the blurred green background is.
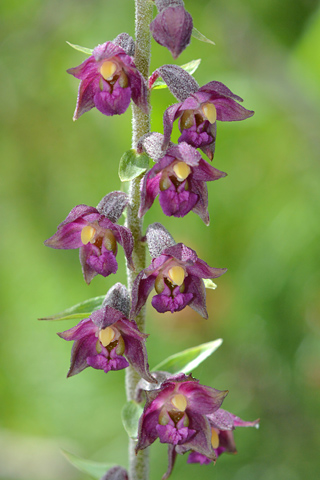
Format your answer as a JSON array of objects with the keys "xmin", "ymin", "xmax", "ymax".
[{"xmin": 1, "ymin": 0, "xmax": 320, "ymax": 478}]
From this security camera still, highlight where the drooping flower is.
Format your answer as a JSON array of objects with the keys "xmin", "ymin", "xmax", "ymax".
[
  {"xmin": 44, "ymin": 191, "xmax": 133, "ymax": 284},
  {"xmin": 136, "ymin": 373, "xmax": 228, "ymax": 466},
  {"xmin": 161, "ymin": 408, "xmax": 259, "ymax": 479},
  {"xmin": 130, "ymin": 223, "xmax": 226, "ymax": 319},
  {"xmin": 58, "ymin": 284, "xmax": 155, "ymax": 383},
  {"xmin": 149, "ymin": 65, "xmax": 254, "ymax": 160},
  {"xmin": 137, "ymin": 133, "xmax": 226, "ymax": 224},
  {"xmin": 150, "ymin": 0, "xmax": 193, "ymax": 59},
  {"xmin": 164, "ymin": 81, "xmax": 254, "ymax": 160},
  {"xmin": 67, "ymin": 33, "xmax": 149, "ymax": 120},
  {"xmin": 187, "ymin": 408, "xmax": 260, "ymax": 464}
]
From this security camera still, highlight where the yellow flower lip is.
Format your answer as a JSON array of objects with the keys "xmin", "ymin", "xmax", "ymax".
[
  {"xmin": 211, "ymin": 428, "xmax": 220, "ymax": 449},
  {"xmin": 98, "ymin": 326, "xmax": 116, "ymax": 347},
  {"xmin": 173, "ymin": 162, "xmax": 191, "ymax": 181},
  {"xmin": 201, "ymin": 102, "xmax": 217, "ymax": 124},
  {"xmin": 168, "ymin": 266, "xmax": 185, "ymax": 286},
  {"xmin": 171, "ymin": 394, "xmax": 187, "ymax": 412},
  {"xmin": 81, "ymin": 225, "xmax": 96, "ymax": 245},
  {"xmin": 100, "ymin": 61, "xmax": 117, "ymax": 81}
]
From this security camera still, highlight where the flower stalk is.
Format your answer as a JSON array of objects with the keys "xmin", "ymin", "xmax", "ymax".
[{"xmin": 125, "ymin": 1, "xmax": 153, "ymax": 480}]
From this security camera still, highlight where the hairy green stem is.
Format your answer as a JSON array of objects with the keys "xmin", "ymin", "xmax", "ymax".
[{"xmin": 125, "ymin": 1, "xmax": 153, "ymax": 480}]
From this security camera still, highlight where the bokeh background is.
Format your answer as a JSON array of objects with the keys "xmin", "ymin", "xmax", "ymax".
[{"xmin": 1, "ymin": 0, "xmax": 320, "ymax": 479}]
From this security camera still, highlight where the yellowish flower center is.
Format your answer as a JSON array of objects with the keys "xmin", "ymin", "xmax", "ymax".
[
  {"xmin": 211, "ymin": 428, "xmax": 220, "ymax": 449},
  {"xmin": 100, "ymin": 61, "xmax": 117, "ymax": 81},
  {"xmin": 173, "ymin": 162, "xmax": 191, "ymax": 181},
  {"xmin": 168, "ymin": 266, "xmax": 185, "ymax": 286},
  {"xmin": 81, "ymin": 225, "xmax": 96, "ymax": 245},
  {"xmin": 171, "ymin": 394, "xmax": 187, "ymax": 412},
  {"xmin": 201, "ymin": 102, "xmax": 217, "ymax": 124},
  {"xmin": 98, "ymin": 326, "xmax": 116, "ymax": 347}
]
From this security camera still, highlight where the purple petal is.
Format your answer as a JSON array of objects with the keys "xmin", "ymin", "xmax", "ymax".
[
  {"xmin": 92, "ymin": 41, "xmax": 128, "ymax": 61},
  {"xmin": 139, "ymin": 171, "xmax": 161, "ymax": 217},
  {"xmin": 163, "ymin": 103, "xmax": 182, "ymax": 149},
  {"xmin": 94, "ymin": 83, "xmax": 132, "ymax": 116},
  {"xmin": 130, "ymin": 270, "xmax": 157, "ymax": 319},
  {"xmin": 198, "ymin": 81, "xmax": 244, "ymax": 102},
  {"xmin": 179, "ymin": 383, "xmax": 228, "ymax": 414},
  {"xmin": 163, "ymin": 243, "xmax": 198, "ymax": 264},
  {"xmin": 60, "ymin": 205, "xmax": 99, "ymax": 226},
  {"xmin": 187, "ymin": 451, "xmax": 212, "ymax": 465},
  {"xmin": 152, "ymin": 290, "xmax": 193, "ymax": 314},
  {"xmin": 44, "ymin": 220, "xmax": 86, "ymax": 249},
  {"xmin": 58, "ymin": 318, "xmax": 96, "ymax": 341},
  {"xmin": 159, "ymin": 187, "xmax": 198, "ymax": 218},
  {"xmin": 111, "ymin": 224, "xmax": 134, "ymax": 269},
  {"xmin": 192, "ymin": 159, "xmax": 226, "ymax": 182},
  {"xmin": 87, "ymin": 351, "xmax": 129, "ymax": 373},
  {"xmin": 217, "ymin": 430, "xmax": 237, "ymax": 453},
  {"xmin": 213, "ymin": 97, "xmax": 254, "ymax": 122},
  {"xmin": 126, "ymin": 66, "xmax": 149, "ymax": 114},
  {"xmin": 67, "ymin": 56, "xmax": 98, "ymax": 80},
  {"xmin": 86, "ymin": 247, "xmax": 118, "ymax": 277},
  {"xmin": 156, "ymin": 424, "xmax": 196, "ymax": 445},
  {"xmin": 184, "ymin": 276, "xmax": 208, "ymax": 318},
  {"xmin": 66, "ymin": 334, "xmax": 98, "ymax": 377},
  {"xmin": 187, "ymin": 178, "xmax": 209, "ymax": 225},
  {"xmin": 79, "ymin": 245, "xmax": 98, "ymax": 284},
  {"xmin": 178, "ymin": 412, "xmax": 216, "ymax": 460},
  {"xmin": 187, "ymin": 259, "xmax": 227, "ymax": 279},
  {"xmin": 118, "ymin": 318, "xmax": 156, "ymax": 383},
  {"xmin": 162, "ymin": 445, "xmax": 178, "ymax": 480},
  {"xmin": 167, "ymin": 142, "xmax": 202, "ymax": 167}
]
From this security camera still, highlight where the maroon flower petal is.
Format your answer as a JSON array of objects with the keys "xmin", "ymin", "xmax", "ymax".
[
  {"xmin": 117, "ymin": 318, "xmax": 156, "ymax": 383},
  {"xmin": 94, "ymin": 83, "xmax": 132, "ymax": 116},
  {"xmin": 130, "ymin": 270, "xmax": 157, "ymax": 319}
]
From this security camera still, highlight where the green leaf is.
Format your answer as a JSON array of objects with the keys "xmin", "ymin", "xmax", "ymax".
[
  {"xmin": 152, "ymin": 339, "xmax": 223, "ymax": 375},
  {"xmin": 203, "ymin": 278, "xmax": 217, "ymax": 290},
  {"xmin": 121, "ymin": 401, "xmax": 143, "ymax": 439},
  {"xmin": 118, "ymin": 149, "xmax": 150, "ymax": 182},
  {"xmin": 61, "ymin": 450, "xmax": 115, "ymax": 479},
  {"xmin": 192, "ymin": 27, "xmax": 215, "ymax": 45},
  {"xmin": 39, "ymin": 295, "xmax": 105, "ymax": 321},
  {"xmin": 66, "ymin": 41, "xmax": 93, "ymax": 55},
  {"xmin": 152, "ymin": 59, "xmax": 201, "ymax": 90}
]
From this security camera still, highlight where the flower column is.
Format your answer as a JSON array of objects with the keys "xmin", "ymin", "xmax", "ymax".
[{"xmin": 125, "ymin": 2, "xmax": 153, "ymax": 480}]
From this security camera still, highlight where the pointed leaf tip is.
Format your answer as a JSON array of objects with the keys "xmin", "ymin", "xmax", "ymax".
[
  {"xmin": 61, "ymin": 450, "xmax": 115, "ymax": 479},
  {"xmin": 152, "ymin": 339, "xmax": 223, "ymax": 374},
  {"xmin": 39, "ymin": 295, "xmax": 105, "ymax": 321},
  {"xmin": 192, "ymin": 27, "xmax": 215, "ymax": 45},
  {"xmin": 66, "ymin": 41, "xmax": 94, "ymax": 55}
]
